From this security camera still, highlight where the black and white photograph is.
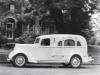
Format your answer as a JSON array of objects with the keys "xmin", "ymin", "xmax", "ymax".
[{"xmin": 0, "ymin": 0, "xmax": 100, "ymax": 75}]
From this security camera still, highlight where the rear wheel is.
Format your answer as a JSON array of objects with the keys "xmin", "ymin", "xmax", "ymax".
[
  {"xmin": 13, "ymin": 55, "xmax": 27, "ymax": 67},
  {"xmin": 70, "ymin": 56, "xmax": 81, "ymax": 68}
]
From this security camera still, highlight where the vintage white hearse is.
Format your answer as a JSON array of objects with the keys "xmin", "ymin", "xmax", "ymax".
[{"xmin": 8, "ymin": 34, "xmax": 93, "ymax": 68}]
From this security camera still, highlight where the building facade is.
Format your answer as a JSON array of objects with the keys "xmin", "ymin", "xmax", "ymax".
[{"xmin": 0, "ymin": 0, "xmax": 57, "ymax": 41}]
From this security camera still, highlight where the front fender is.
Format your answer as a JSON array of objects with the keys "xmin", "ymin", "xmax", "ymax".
[{"xmin": 8, "ymin": 50, "xmax": 37, "ymax": 63}]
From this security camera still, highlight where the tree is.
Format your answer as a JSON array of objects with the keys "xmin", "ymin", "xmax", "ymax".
[
  {"xmin": 43, "ymin": 0, "xmax": 70, "ymax": 33},
  {"xmin": 23, "ymin": 0, "xmax": 98, "ymax": 38},
  {"xmin": 69, "ymin": 0, "xmax": 98, "ymax": 39}
]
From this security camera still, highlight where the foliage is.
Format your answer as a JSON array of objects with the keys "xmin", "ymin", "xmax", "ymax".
[
  {"xmin": 15, "ymin": 31, "xmax": 39, "ymax": 43},
  {"xmin": 17, "ymin": 0, "xmax": 99, "ymax": 40},
  {"xmin": 68, "ymin": 0, "xmax": 99, "ymax": 39},
  {"xmin": 0, "ymin": 34, "xmax": 8, "ymax": 47},
  {"xmin": 0, "ymin": 0, "xmax": 99, "ymax": 44}
]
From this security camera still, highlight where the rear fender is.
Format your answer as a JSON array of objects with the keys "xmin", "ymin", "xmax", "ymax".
[{"xmin": 67, "ymin": 54, "xmax": 82, "ymax": 63}]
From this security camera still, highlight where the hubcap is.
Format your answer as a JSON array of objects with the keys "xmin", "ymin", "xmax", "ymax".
[
  {"xmin": 71, "ymin": 57, "xmax": 80, "ymax": 68},
  {"xmin": 15, "ymin": 56, "xmax": 25, "ymax": 66}
]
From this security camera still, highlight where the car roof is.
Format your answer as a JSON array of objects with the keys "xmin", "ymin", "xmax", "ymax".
[
  {"xmin": 36, "ymin": 34, "xmax": 87, "ymax": 46},
  {"xmin": 37, "ymin": 34, "xmax": 86, "ymax": 40}
]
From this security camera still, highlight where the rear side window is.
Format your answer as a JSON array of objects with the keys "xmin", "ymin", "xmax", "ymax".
[
  {"xmin": 64, "ymin": 39, "xmax": 75, "ymax": 46},
  {"xmin": 41, "ymin": 38, "xmax": 50, "ymax": 46},
  {"xmin": 58, "ymin": 41, "xmax": 62, "ymax": 46},
  {"xmin": 77, "ymin": 41, "xmax": 81, "ymax": 46}
]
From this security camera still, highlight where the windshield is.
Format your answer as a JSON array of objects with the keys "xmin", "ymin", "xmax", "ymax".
[{"xmin": 34, "ymin": 38, "xmax": 40, "ymax": 44}]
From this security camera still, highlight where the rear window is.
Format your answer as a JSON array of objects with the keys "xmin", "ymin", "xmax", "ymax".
[{"xmin": 64, "ymin": 39, "xmax": 75, "ymax": 46}]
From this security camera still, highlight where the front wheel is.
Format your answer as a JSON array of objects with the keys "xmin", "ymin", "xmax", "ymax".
[
  {"xmin": 70, "ymin": 56, "xmax": 81, "ymax": 68},
  {"xmin": 13, "ymin": 55, "xmax": 26, "ymax": 67}
]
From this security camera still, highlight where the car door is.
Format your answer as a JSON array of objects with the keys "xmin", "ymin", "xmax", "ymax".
[
  {"xmin": 35, "ymin": 38, "xmax": 52, "ymax": 62},
  {"xmin": 51, "ymin": 38, "xmax": 65, "ymax": 62}
]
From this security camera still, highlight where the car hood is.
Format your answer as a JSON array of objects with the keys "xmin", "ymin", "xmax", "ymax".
[{"xmin": 15, "ymin": 44, "xmax": 39, "ymax": 47}]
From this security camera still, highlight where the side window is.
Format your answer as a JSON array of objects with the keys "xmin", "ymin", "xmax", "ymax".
[
  {"xmin": 64, "ymin": 39, "xmax": 75, "ymax": 46},
  {"xmin": 77, "ymin": 41, "xmax": 81, "ymax": 46},
  {"xmin": 58, "ymin": 41, "xmax": 62, "ymax": 46},
  {"xmin": 64, "ymin": 40, "xmax": 69, "ymax": 46},
  {"xmin": 41, "ymin": 38, "xmax": 50, "ymax": 46}
]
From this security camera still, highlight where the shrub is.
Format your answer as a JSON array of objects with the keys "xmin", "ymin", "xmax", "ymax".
[
  {"xmin": 88, "ymin": 37, "xmax": 96, "ymax": 45},
  {"xmin": 0, "ymin": 34, "xmax": 8, "ymax": 47},
  {"xmin": 15, "ymin": 31, "xmax": 39, "ymax": 44}
]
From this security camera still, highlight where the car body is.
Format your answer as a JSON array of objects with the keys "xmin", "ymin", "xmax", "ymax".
[{"xmin": 7, "ymin": 34, "xmax": 93, "ymax": 68}]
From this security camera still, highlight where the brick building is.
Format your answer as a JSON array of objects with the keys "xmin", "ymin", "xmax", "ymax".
[{"xmin": 0, "ymin": 0, "xmax": 57, "ymax": 41}]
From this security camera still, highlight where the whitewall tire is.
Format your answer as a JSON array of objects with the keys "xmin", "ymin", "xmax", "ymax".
[
  {"xmin": 70, "ymin": 56, "xmax": 81, "ymax": 68},
  {"xmin": 13, "ymin": 55, "xmax": 26, "ymax": 67}
]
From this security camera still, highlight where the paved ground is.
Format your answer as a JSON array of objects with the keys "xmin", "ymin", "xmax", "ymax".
[{"xmin": 0, "ymin": 64, "xmax": 99, "ymax": 75}]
